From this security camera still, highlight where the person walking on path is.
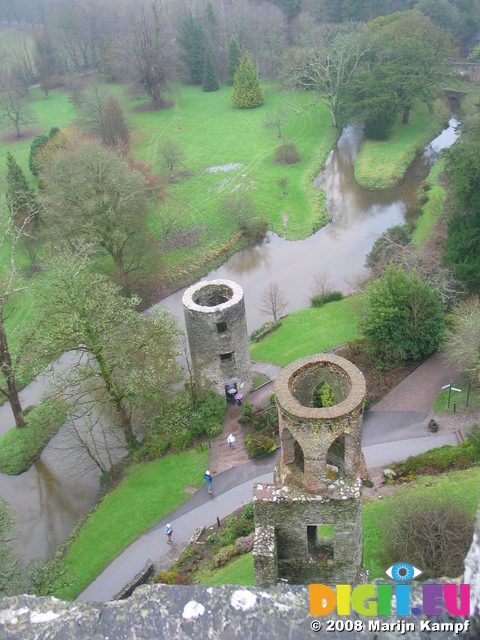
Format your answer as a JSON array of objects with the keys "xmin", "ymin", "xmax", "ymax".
[
  {"xmin": 204, "ymin": 470, "xmax": 213, "ymax": 494},
  {"xmin": 227, "ymin": 433, "xmax": 236, "ymax": 449},
  {"xmin": 165, "ymin": 524, "xmax": 173, "ymax": 544}
]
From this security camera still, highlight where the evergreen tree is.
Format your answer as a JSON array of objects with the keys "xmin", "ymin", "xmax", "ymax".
[
  {"xmin": 177, "ymin": 11, "xmax": 207, "ymax": 85},
  {"xmin": 29, "ymin": 134, "xmax": 49, "ymax": 176},
  {"xmin": 204, "ymin": 0, "xmax": 216, "ymax": 26},
  {"xmin": 226, "ymin": 37, "xmax": 242, "ymax": 86},
  {"xmin": 202, "ymin": 49, "xmax": 219, "ymax": 92},
  {"xmin": 231, "ymin": 52, "xmax": 264, "ymax": 109},
  {"xmin": 5, "ymin": 151, "xmax": 36, "ymax": 220}
]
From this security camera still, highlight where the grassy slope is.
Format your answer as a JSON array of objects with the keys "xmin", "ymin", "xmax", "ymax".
[
  {"xmin": 197, "ymin": 552, "xmax": 255, "ymax": 586},
  {"xmin": 249, "ymin": 296, "xmax": 360, "ymax": 366},
  {"xmin": 54, "ymin": 448, "xmax": 209, "ymax": 600},
  {"xmin": 412, "ymin": 158, "xmax": 447, "ymax": 248},
  {"xmin": 363, "ymin": 468, "xmax": 479, "ymax": 578},
  {"xmin": 354, "ymin": 99, "xmax": 450, "ymax": 190}
]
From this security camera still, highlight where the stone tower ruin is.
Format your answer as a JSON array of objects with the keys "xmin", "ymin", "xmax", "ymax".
[
  {"xmin": 182, "ymin": 279, "xmax": 253, "ymax": 396},
  {"xmin": 253, "ymin": 353, "xmax": 366, "ymax": 587}
]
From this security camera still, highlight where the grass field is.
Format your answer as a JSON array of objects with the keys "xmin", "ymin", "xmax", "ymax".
[
  {"xmin": 249, "ymin": 296, "xmax": 360, "ymax": 366},
  {"xmin": 52, "ymin": 447, "xmax": 209, "ymax": 600},
  {"xmin": 434, "ymin": 375, "xmax": 480, "ymax": 414},
  {"xmin": 354, "ymin": 99, "xmax": 450, "ymax": 189}
]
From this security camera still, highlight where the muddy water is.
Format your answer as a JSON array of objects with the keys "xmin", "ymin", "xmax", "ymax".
[
  {"xmin": 0, "ymin": 118, "xmax": 458, "ymax": 563},
  {"xmin": 160, "ymin": 118, "xmax": 458, "ymax": 331}
]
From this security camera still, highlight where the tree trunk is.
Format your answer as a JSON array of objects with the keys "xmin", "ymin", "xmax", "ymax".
[
  {"xmin": 328, "ymin": 96, "xmax": 337, "ymax": 128},
  {"xmin": 402, "ymin": 106, "xmax": 410, "ymax": 124},
  {"xmin": 112, "ymin": 252, "xmax": 130, "ymax": 297},
  {"xmin": 0, "ymin": 320, "xmax": 26, "ymax": 428},
  {"xmin": 15, "ymin": 119, "xmax": 20, "ymax": 138}
]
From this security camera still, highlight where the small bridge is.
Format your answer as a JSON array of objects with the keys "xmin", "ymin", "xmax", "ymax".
[{"xmin": 449, "ymin": 58, "xmax": 480, "ymax": 82}]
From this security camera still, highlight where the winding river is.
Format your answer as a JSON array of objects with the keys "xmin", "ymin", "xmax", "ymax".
[{"xmin": 0, "ymin": 117, "xmax": 458, "ymax": 563}]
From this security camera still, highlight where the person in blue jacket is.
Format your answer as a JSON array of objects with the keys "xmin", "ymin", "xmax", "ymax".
[
  {"xmin": 165, "ymin": 523, "xmax": 173, "ymax": 544},
  {"xmin": 204, "ymin": 470, "xmax": 213, "ymax": 494}
]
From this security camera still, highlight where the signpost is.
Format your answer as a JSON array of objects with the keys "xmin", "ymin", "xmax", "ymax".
[{"xmin": 441, "ymin": 383, "xmax": 462, "ymax": 409}]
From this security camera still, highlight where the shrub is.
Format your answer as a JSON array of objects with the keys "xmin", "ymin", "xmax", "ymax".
[
  {"xmin": 360, "ymin": 264, "xmax": 445, "ymax": 369},
  {"xmin": 241, "ymin": 501, "xmax": 254, "ymax": 521},
  {"xmin": 212, "ymin": 544, "xmax": 239, "ymax": 568},
  {"xmin": 154, "ymin": 568, "xmax": 188, "ymax": 585},
  {"xmin": 133, "ymin": 435, "xmax": 170, "ymax": 462},
  {"xmin": 313, "ymin": 382, "xmax": 335, "ymax": 408},
  {"xmin": 236, "ymin": 532, "xmax": 254, "ymax": 554},
  {"xmin": 170, "ymin": 429, "xmax": 195, "ymax": 451},
  {"xmin": 274, "ymin": 143, "xmax": 300, "ymax": 165},
  {"xmin": 239, "ymin": 401, "xmax": 253, "ymax": 424},
  {"xmin": 269, "ymin": 393, "xmax": 276, "ymax": 405},
  {"xmin": 381, "ymin": 495, "xmax": 475, "ymax": 579},
  {"xmin": 245, "ymin": 434, "xmax": 276, "ymax": 458},
  {"xmin": 250, "ymin": 409, "xmax": 278, "ymax": 434},
  {"xmin": 311, "ymin": 291, "xmax": 343, "ymax": 307},
  {"xmin": 467, "ymin": 424, "xmax": 480, "ymax": 454}
]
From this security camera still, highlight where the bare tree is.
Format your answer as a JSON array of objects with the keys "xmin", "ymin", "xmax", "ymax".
[
  {"xmin": 155, "ymin": 202, "xmax": 185, "ymax": 242},
  {"xmin": 311, "ymin": 268, "xmax": 333, "ymax": 297},
  {"xmin": 0, "ymin": 80, "xmax": 38, "ymax": 138},
  {"xmin": 34, "ymin": 31, "xmax": 59, "ymax": 99},
  {"xmin": 258, "ymin": 282, "xmax": 289, "ymax": 322},
  {"xmin": 443, "ymin": 296, "xmax": 480, "ymax": 383},
  {"xmin": 263, "ymin": 107, "xmax": 289, "ymax": 138},
  {"xmin": 158, "ymin": 138, "xmax": 185, "ymax": 180},
  {"xmin": 0, "ymin": 197, "xmax": 36, "ymax": 428},
  {"xmin": 78, "ymin": 82, "xmax": 109, "ymax": 142},
  {"xmin": 276, "ymin": 176, "xmax": 289, "ymax": 196}
]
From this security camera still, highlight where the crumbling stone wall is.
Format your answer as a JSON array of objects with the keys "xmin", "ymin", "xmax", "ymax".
[
  {"xmin": 253, "ymin": 354, "xmax": 366, "ymax": 587},
  {"xmin": 183, "ymin": 279, "xmax": 253, "ymax": 396}
]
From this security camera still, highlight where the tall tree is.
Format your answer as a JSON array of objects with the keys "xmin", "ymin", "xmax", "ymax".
[
  {"xmin": 125, "ymin": 0, "xmax": 172, "ymax": 108},
  {"xmin": 202, "ymin": 48, "xmax": 219, "ymax": 92},
  {"xmin": 102, "ymin": 97, "xmax": 129, "ymax": 149},
  {"xmin": 5, "ymin": 151, "xmax": 36, "ymax": 222},
  {"xmin": 33, "ymin": 31, "xmax": 59, "ymax": 99},
  {"xmin": 444, "ymin": 118, "xmax": 480, "ymax": 291},
  {"xmin": 226, "ymin": 37, "xmax": 242, "ymax": 86},
  {"xmin": 284, "ymin": 22, "xmax": 374, "ymax": 128},
  {"xmin": 37, "ymin": 249, "xmax": 182, "ymax": 447},
  {"xmin": 0, "ymin": 80, "xmax": 38, "ymax": 138},
  {"xmin": 38, "ymin": 136, "xmax": 151, "ymax": 296},
  {"xmin": 177, "ymin": 10, "xmax": 208, "ymax": 85},
  {"xmin": 0, "ymin": 197, "xmax": 36, "ymax": 428},
  {"xmin": 231, "ymin": 51, "xmax": 264, "ymax": 109}
]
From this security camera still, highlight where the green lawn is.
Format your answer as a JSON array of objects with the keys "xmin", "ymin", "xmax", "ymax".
[
  {"xmin": 249, "ymin": 296, "xmax": 360, "ymax": 366},
  {"xmin": 412, "ymin": 158, "xmax": 447, "ymax": 248},
  {"xmin": 196, "ymin": 552, "xmax": 255, "ymax": 586},
  {"xmin": 354, "ymin": 99, "xmax": 450, "ymax": 189},
  {"xmin": 363, "ymin": 468, "xmax": 480, "ymax": 578},
  {"xmin": 52, "ymin": 448, "xmax": 209, "ymax": 600}
]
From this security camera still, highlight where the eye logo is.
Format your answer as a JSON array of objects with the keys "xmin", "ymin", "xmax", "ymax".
[{"xmin": 385, "ymin": 563, "xmax": 423, "ymax": 582}]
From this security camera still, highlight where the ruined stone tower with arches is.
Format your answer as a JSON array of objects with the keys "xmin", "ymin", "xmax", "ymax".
[
  {"xmin": 253, "ymin": 353, "xmax": 366, "ymax": 587},
  {"xmin": 182, "ymin": 279, "xmax": 253, "ymax": 396}
]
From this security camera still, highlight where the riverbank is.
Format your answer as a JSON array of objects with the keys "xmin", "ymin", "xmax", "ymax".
[{"xmin": 354, "ymin": 98, "xmax": 451, "ymax": 189}]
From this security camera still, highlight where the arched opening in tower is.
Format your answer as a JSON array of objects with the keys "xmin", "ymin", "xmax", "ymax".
[{"xmin": 326, "ymin": 434, "xmax": 345, "ymax": 480}]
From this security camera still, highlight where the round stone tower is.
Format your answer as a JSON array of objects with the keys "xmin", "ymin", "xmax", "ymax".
[
  {"xmin": 253, "ymin": 353, "xmax": 366, "ymax": 587},
  {"xmin": 182, "ymin": 279, "xmax": 253, "ymax": 396},
  {"xmin": 274, "ymin": 353, "xmax": 366, "ymax": 493}
]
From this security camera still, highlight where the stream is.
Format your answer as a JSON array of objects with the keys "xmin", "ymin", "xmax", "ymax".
[{"xmin": 0, "ymin": 117, "xmax": 459, "ymax": 563}]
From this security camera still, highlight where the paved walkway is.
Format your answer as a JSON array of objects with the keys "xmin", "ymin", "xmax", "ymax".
[{"xmin": 78, "ymin": 351, "xmax": 476, "ymax": 602}]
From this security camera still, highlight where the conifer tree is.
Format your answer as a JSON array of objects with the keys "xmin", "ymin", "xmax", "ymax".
[
  {"xmin": 231, "ymin": 52, "xmax": 264, "ymax": 109},
  {"xmin": 177, "ymin": 11, "xmax": 207, "ymax": 85},
  {"xmin": 226, "ymin": 37, "xmax": 242, "ymax": 86},
  {"xmin": 29, "ymin": 134, "xmax": 49, "ymax": 176},
  {"xmin": 202, "ymin": 49, "xmax": 219, "ymax": 92},
  {"xmin": 5, "ymin": 151, "xmax": 36, "ymax": 220}
]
